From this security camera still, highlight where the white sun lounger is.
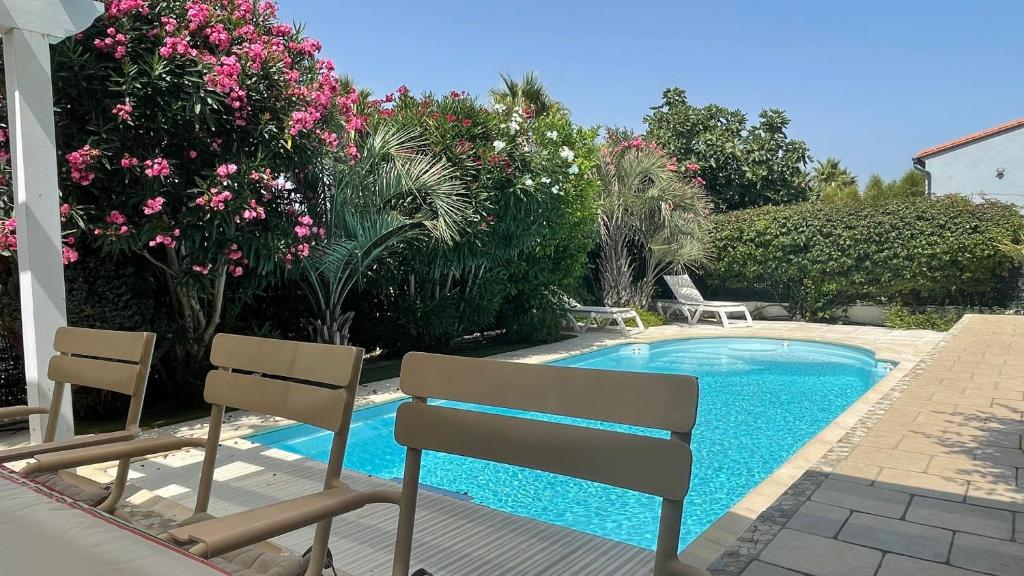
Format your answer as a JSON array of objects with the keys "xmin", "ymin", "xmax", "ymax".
[
  {"xmin": 564, "ymin": 298, "xmax": 645, "ymax": 337},
  {"xmin": 659, "ymin": 275, "xmax": 753, "ymax": 328}
]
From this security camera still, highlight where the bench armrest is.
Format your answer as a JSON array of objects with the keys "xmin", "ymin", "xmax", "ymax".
[
  {"xmin": 168, "ymin": 486, "xmax": 401, "ymax": 558},
  {"xmin": 19, "ymin": 435, "xmax": 207, "ymax": 475},
  {"xmin": 0, "ymin": 405, "xmax": 50, "ymax": 421},
  {"xmin": 0, "ymin": 429, "xmax": 140, "ymax": 464}
]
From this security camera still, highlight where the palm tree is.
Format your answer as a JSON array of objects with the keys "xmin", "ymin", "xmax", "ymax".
[
  {"xmin": 595, "ymin": 132, "xmax": 709, "ymax": 309},
  {"xmin": 489, "ymin": 72, "xmax": 553, "ymax": 117},
  {"xmin": 299, "ymin": 125, "xmax": 471, "ymax": 345},
  {"xmin": 810, "ymin": 158, "xmax": 858, "ymax": 201}
]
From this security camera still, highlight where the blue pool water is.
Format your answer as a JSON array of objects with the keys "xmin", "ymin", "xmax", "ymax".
[{"xmin": 249, "ymin": 338, "xmax": 893, "ymax": 550}]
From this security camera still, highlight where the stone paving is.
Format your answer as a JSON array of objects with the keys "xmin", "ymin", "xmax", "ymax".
[{"xmin": 717, "ymin": 315, "xmax": 1024, "ymax": 576}]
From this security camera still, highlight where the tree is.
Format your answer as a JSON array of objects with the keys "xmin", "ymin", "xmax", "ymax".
[
  {"xmin": 595, "ymin": 130, "xmax": 709, "ymax": 309},
  {"xmin": 862, "ymin": 174, "xmax": 890, "ymax": 202},
  {"xmin": 644, "ymin": 87, "xmax": 812, "ymax": 211},
  {"xmin": 862, "ymin": 170, "xmax": 927, "ymax": 202},
  {"xmin": 298, "ymin": 125, "xmax": 470, "ymax": 345},
  {"xmin": 0, "ymin": 0, "xmax": 357, "ymax": 386},
  {"xmin": 489, "ymin": 72, "xmax": 553, "ymax": 118},
  {"xmin": 810, "ymin": 157, "xmax": 858, "ymax": 201}
]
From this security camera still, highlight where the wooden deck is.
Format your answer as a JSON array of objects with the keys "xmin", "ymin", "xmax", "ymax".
[{"xmin": 111, "ymin": 437, "xmax": 655, "ymax": 575}]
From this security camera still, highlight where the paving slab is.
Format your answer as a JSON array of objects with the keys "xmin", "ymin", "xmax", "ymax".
[
  {"xmin": 950, "ymin": 532, "xmax": 1024, "ymax": 576},
  {"xmin": 786, "ymin": 500, "xmax": 850, "ymax": 538},
  {"xmin": 837, "ymin": 512, "xmax": 953, "ymax": 562},
  {"xmin": 876, "ymin": 554, "xmax": 990, "ymax": 576},
  {"xmin": 873, "ymin": 468, "xmax": 968, "ymax": 501},
  {"xmin": 810, "ymin": 479, "xmax": 909, "ymax": 518},
  {"xmin": 739, "ymin": 561, "xmax": 803, "ymax": 576},
  {"xmin": 759, "ymin": 529, "xmax": 881, "ymax": 576},
  {"xmin": 966, "ymin": 481, "xmax": 1024, "ymax": 513},
  {"xmin": 906, "ymin": 496, "xmax": 1013, "ymax": 539}
]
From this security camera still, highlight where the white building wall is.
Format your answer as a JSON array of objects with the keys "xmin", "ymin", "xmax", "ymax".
[{"xmin": 923, "ymin": 126, "xmax": 1024, "ymax": 207}]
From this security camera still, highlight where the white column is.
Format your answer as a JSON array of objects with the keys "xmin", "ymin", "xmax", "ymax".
[{"xmin": 3, "ymin": 29, "xmax": 72, "ymax": 442}]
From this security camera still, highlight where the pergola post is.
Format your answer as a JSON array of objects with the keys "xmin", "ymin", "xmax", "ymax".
[
  {"xmin": 3, "ymin": 29, "xmax": 71, "ymax": 441},
  {"xmin": 1, "ymin": 0, "xmax": 103, "ymax": 442}
]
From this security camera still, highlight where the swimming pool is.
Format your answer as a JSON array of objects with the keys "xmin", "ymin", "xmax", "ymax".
[{"xmin": 248, "ymin": 338, "xmax": 893, "ymax": 550}]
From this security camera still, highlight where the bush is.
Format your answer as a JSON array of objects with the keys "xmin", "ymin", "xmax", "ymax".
[
  {"xmin": 883, "ymin": 306, "xmax": 962, "ymax": 332},
  {"xmin": 352, "ymin": 83, "xmax": 600, "ymax": 352},
  {"xmin": 636, "ymin": 309, "xmax": 666, "ymax": 328},
  {"xmin": 703, "ymin": 196, "xmax": 1024, "ymax": 319}
]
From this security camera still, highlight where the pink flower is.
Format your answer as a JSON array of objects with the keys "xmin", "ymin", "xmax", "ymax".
[
  {"xmin": 107, "ymin": 211, "xmax": 127, "ymax": 225},
  {"xmin": 148, "ymin": 233, "xmax": 176, "ymax": 248},
  {"xmin": 160, "ymin": 16, "xmax": 178, "ymax": 33},
  {"xmin": 94, "ymin": 27, "xmax": 128, "ymax": 59},
  {"xmin": 666, "ymin": 160, "xmax": 678, "ymax": 172},
  {"xmin": 59, "ymin": 203, "xmax": 71, "ymax": 220},
  {"xmin": 192, "ymin": 264, "xmax": 211, "ymax": 274},
  {"xmin": 685, "ymin": 163, "xmax": 699, "ymax": 172},
  {"xmin": 188, "ymin": 150, "xmax": 198, "ymax": 159},
  {"xmin": 241, "ymin": 200, "xmax": 266, "ymax": 221},
  {"xmin": 185, "ymin": 1, "xmax": 212, "ymax": 31},
  {"xmin": 106, "ymin": 0, "xmax": 149, "ymax": 18},
  {"xmin": 318, "ymin": 130, "xmax": 339, "ymax": 150},
  {"xmin": 159, "ymin": 36, "xmax": 196, "ymax": 59},
  {"xmin": 693, "ymin": 176, "xmax": 706, "ymax": 187},
  {"xmin": 216, "ymin": 163, "xmax": 238, "ymax": 181},
  {"xmin": 206, "ymin": 24, "xmax": 231, "ymax": 51},
  {"xmin": 227, "ymin": 264, "xmax": 244, "ymax": 277},
  {"xmin": 0, "ymin": 218, "xmax": 16, "ymax": 252},
  {"xmin": 112, "ymin": 102, "xmax": 133, "ymax": 121},
  {"xmin": 143, "ymin": 196, "xmax": 165, "ymax": 215},
  {"xmin": 66, "ymin": 145, "xmax": 101, "ymax": 185},
  {"xmin": 294, "ymin": 215, "xmax": 315, "ymax": 237},
  {"xmin": 62, "ymin": 244, "xmax": 78, "ymax": 265},
  {"xmin": 397, "ymin": 85, "xmax": 410, "ymax": 96},
  {"xmin": 143, "ymin": 157, "xmax": 171, "ymax": 178},
  {"xmin": 121, "ymin": 154, "xmax": 140, "ymax": 168}
]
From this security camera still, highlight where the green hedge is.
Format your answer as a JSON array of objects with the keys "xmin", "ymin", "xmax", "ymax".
[{"xmin": 703, "ymin": 196, "xmax": 1024, "ymax": 319}]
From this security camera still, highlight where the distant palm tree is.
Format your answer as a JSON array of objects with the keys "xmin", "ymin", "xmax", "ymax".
[
  {"xmin": 489, "ymin": 72, "xmax": 553, "ymax": 116},
  {"xmin": 811, "ymin": 158, "xmax": 857, "ymax": 191},
  {"xmin": 811, "ymin": 158, "xmax": 860, "ymax": 202},
  {"xmin": 299, "ymin": 125, "xmax": 472, "ymax": 345}
]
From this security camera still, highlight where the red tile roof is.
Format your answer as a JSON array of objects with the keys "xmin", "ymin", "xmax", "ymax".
[{"xmin": 915, "ymin": 118, "xmax": 1024, "ymax": 160}]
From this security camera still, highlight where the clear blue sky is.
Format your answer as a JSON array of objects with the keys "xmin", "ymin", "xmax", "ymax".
[{"xmin": 278, "ymin": 1, "xmax": 1022, "ymax": 182}]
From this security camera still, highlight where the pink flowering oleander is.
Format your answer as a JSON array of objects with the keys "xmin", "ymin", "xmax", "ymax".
[
  {"xmin": 159, "ymin": 36, "xmax": 196, "ymax": 59},
  {"xmin": 3, "ymin": 0, "xmax": 367, "ymax": 283},
  {"xmin": 143, "ymin": 157, "xmax": 171, "ymax": 178},
  {"xmin": 216, "ymin": 163, "xmax": 238, "ymax": 180},
  {"xmin": 94, "ymin": 27, "xmax": 128, "ymax": 59},
  {"xmin": 106, "ymin": 0, "xmax": 149, "ymax": 18},
  {"xmin": 66, "ymin": 145, "xmax": 101, "ymax": 185},
  {"xmin": 143, "ymin": 197, "xmax": 165, "ymax": 215},
  {"xmin": 0, "ymin": 218, "xmax": 16, "ymax": 252},
  {"xmin": 112, "ymin": 102, "xmax": 133, "ymax": 121}
]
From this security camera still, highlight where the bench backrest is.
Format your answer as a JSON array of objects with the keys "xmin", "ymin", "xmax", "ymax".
[
  {"xmin": 391, "ymin": 352, "xmax": 702, "ymax": 576},
  {"xmin": 45, "ymin": 327, "xmax": 156, "ymax": 441}
]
